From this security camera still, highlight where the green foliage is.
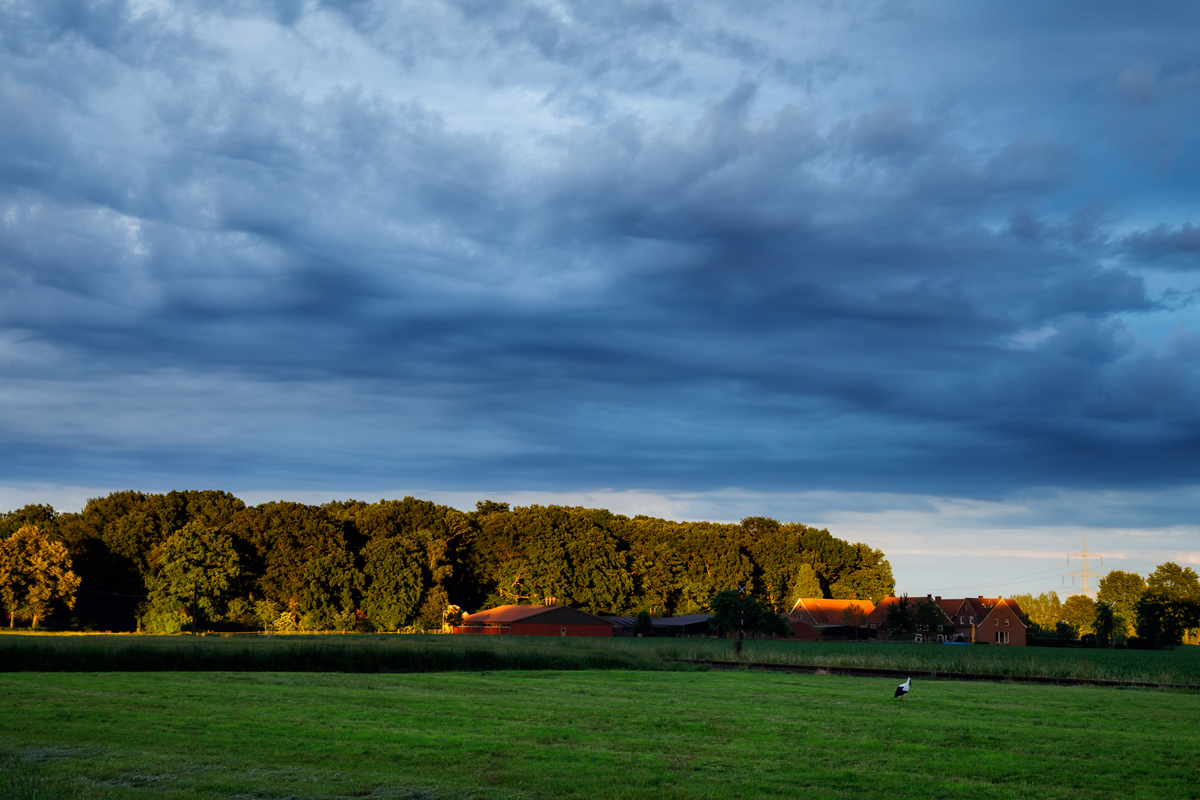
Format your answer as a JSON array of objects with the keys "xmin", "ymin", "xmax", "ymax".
[
  {"xmin": 360, "ymin": 535, "xmax": 424, "ymax": 632},
  {"xmin": 911, "ymin": 597, "xmax": 949, "ymax": 642},
  {"xmin": 883, "ymin": 595, "xmax": 916, "ymax": 640},
  {"xmin": 1061, "ymin": 594, "xmax": 1096, "ymax": 637},
  {"xmin": 707, "ymin": 589, "xmax": 791, "ymax": 638},
  {"xmin": 1135, "ymin": 563, "xmax": 1200, "ymax": 649},
  {"xmin": 791, "ymin": 563, "xmax": 823, "ymax": 603},
  {"xmin": 1055, "ymin": 621, "xmax": 1078, "ymax": 641},
  {"xmin": 1010, "ymin": 591, "xmax": 1062, "ymax": 634},
  {"xmin": 1093, "ymin": 601, "xmax": 1116, "ymax": 648},
  {"xmin": 142, "ymin": 522, "xmax": 242, "ymax": 633},
  {"xmin": 1097, "ymin": 570, "xmax": 1145, "ymax": 639},
  {"xmin": 633, "ymin": 610, "xmax": 654, "ymax": 636},
  {"xmin": 298, "ymin": 549, "xmax": 362, "ymax": 632},
  {"xmin": 0, "ymin": 491, "xmax": 896, "ymax": 632}
]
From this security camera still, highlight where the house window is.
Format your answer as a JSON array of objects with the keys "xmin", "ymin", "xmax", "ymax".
[
  {"xmin": 959, "ymin": 616, "xmax": 964, "ymax": 624},
  {"xmin": 1005, "ymin": 619, "xmax": 1010, "ymax": 626},
  {"xmin": 995, "ymin": 631, "xmax": 1009, "ymax": 644},
  {"xmin": 994, "ymin": 619, "xmax": 999, "ymax": 626}
]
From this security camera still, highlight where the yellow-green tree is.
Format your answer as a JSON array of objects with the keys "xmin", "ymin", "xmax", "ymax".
[
  {"xmin": 1097, "ymin": 570, "xmax": 1145, "ymax": 639},
  {"xmin": 0, "ymin": 525, "xmax": 81, "ymax": 628},
  {"xmin": 1061, "ymin": 594, "xmax": 1096, "ymax": 637}
]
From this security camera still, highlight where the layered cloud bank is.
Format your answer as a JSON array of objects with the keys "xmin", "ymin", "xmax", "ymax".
[{"xmin": 2, "ymin": 1, "xmax": 1199, "ymax": 584}]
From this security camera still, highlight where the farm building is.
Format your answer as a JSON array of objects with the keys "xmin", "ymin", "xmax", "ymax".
[
  {"xmin": 605, "ymin": 614, "xmax": 714, "ymax": 636},
  {"xmin": 453, "ymin": 604, "xmax": 613, "ymax": 637},
  {"xmin": 787, "ymin": 598, "xmax": 877, "ymax": 641}
]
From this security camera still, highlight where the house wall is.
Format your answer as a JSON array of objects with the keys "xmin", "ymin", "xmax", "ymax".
[
  {"xmin": 981, "ymin": 603, "xmax": 1027, "ymax": 646},
  {"xmin": 511, "ymin": 623, "xmax": 613, "ymax": 637},
  {"xmin": 789, "ymin": 620, "xmax": 820, "ymax": 641}
]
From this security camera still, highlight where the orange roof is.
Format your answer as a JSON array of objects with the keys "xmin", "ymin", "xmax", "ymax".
[
  {"xmin": 789, "ymin": 598, "xmax": 876, "ymax": 627},
  {"xmin": 863, "ymin": 597, "xmax": 904, "ymax": 625},
  {"xmin": 462, "ymin": 604, "xmax": 611, "ymax": 625}
]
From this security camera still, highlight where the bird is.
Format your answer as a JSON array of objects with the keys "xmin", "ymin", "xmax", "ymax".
[{"xmin": 894, "ymin": 677, "xmax": 911, "ymax": 700}]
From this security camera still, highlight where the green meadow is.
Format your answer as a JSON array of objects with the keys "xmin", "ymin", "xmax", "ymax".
[
  {"xmin": 3, "ymin": 669, "xmax": 1198, "ymax": 800},
  {"xmin": 4, "ymin": 632, "xmax": 1200, "ymax": 685}
]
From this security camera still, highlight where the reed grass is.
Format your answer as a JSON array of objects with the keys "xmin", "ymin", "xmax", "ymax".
[{"xmin": 3, "ymin": 631, "xmax": 1198, "ymax": 685}]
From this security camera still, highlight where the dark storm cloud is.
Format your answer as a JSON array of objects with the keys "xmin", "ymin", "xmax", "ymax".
[{"xmin": 2, "ymin": 0, "xmax": 1200, "ymax": 496}]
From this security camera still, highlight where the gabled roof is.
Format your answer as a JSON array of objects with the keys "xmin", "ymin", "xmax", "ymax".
[
  {"xmin": 602, "ymin": 614, "xmax": 714, "ymax": 628},
  {"xmin": 979, "ymin": 597, "xmax": 1028, "ymax": 628},
  {"xmin": 863, "ymin": 597, "xmax": 904, "ymax": 626},
  {"xmin": 652, "ymin": 614, "xmax": 713, "ymax": 627},
  {"xmin": 463, "ymin": 604, "xmax": 611, "ymax": 625},
  {"xmin": 789, "ymin": 598, "xmax": 876, "ymax": 627},
  {"xmin": 935, "ymin": 597, "xmax": 960, "ymax": 618},
  {"xmin": 863, "ymin": 596, "xmax": 953, "ymax": 626}
]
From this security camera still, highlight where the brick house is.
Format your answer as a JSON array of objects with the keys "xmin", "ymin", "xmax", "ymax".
[
  {"xmin": 977, "ymin": 597, "xmax": 1028, "ymax": 646},
  {"xmin": 864, "ymin": 595, "xmax": 1027, "ymax": 645}
]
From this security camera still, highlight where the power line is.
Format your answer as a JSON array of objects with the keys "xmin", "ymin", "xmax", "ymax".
[{"xmin": 927, "ymin": 565, "xmax": 1066, "ymax": 594}]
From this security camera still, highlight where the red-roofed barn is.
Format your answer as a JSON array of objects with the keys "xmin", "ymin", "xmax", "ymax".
[
  {"xmin": 453, "ymin": 604, "xmax": 613, "ymax": 637},
  {"xmin": 787, "ymin": 598, "xmax": 877, "ymax": 641}
]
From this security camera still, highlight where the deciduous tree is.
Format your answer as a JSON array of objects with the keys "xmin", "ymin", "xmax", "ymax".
[
  {"xmin": 1062, "ymin": 595, "xmax": 1096, "ymax": 637},
  {"xmin": 883, "ymin": 595, "xmax": 917, "ymax": 641},
  {"xmin": 0, "ymin": 525, "xmax": 81, "ymax": 628},
  {"xmin": 1097, "ymin": 571, "xmax": 1145, "ymax": 639},
  {"xmin": 142, "ymin": 522, "xmax": 241, "ymax": 634}
]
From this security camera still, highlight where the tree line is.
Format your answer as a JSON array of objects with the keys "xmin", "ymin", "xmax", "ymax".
[
  {"xmin": 0, "ymin": 491, "xmax": 895, "ymax": 633},
  {"xmin": 1013, "ymin": 564, "xmax": 1200, "ymax": 648}
]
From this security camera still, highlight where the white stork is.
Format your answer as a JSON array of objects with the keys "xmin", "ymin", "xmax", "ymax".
[{"xmin": 894, "ymin": 677, "xmax": 911, "ymax": 701}]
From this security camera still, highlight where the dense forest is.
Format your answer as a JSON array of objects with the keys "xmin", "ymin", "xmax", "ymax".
[{"xmin": 0, "ymin": 491, "xmax": 894, "ymax": 633}]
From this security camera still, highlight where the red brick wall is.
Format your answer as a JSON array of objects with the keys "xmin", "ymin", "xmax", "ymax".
[
  {"xmin": 789, "ymin": 620, "xmax": 820, "ymax": 641},
  {"xmin": 511, "ymin": 623, "xmax": 613, "ymax": 637},
  {"xmin": 983, "ymin": 603, "xmax": 1027, "ymax": 646}
]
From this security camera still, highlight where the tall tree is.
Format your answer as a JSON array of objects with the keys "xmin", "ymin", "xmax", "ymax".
[
  {"xmin": 883, "ymin": 595, "xmax": 917, "ymax": 641},
  {"xmin": 0, "ymin": 525, "xmax": 81, "ymax": 628},
  {"xmin": 841, "ymin": 602, "xmax": 868, "ymax": 640},
  {"xmin": 1061, "ymin": 594, "xmax": 1096, "ymax": 637},
  {"xmin": 1136, "ymin": 562, "xmax": 1200, "ymax": 648},
  {"xmin": 1093, "ymin": 601, "xmax": 1116, "ymax": 648},
  {"xmin": 792, "ymin": 563, "xmax": 823, "ymax": 602},
  {"xmin": 912, "ymin": 597, "xmax": 949, "ymax": 643},
  {"xmin": 1097, "ymin": 571, "xmax": 1146, "ymax": 639},
  {"xmin": 361, "ymin": 535, "xmax": 425, "ymax": 632},
  {"xmin": 142, "ymin": 522, "xmax": 241, "ymax": 634},
  {"xmin": 1010, "ymin": 591, "xmax": 1063, "ymax": 635},
  {"xmin": 707, "ymin": 589, "xmax": 791, "ymax": 639}
]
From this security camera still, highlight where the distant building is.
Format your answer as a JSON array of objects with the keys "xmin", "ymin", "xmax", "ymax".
[
  {"xmin": 864, "ymin": 595, "xmax": 1028, "ymax": 645},
  {"xmin": 453, "ymin": 604, "xmax": 613, "ymax": 637},
  {"xmin": 605, "ymin": 614, "xmax": 713, "ymax": 637},
  {"xmin": 787, "ymin": 598, "xmax": 878, "ymax": 641}
]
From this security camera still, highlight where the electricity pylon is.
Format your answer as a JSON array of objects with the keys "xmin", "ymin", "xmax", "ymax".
[{"xmin": 1063, "ymin": 537, "xmax": 1104, "ymax": 598}]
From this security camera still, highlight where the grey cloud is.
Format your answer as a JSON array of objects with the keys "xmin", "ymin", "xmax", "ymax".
[{"xmin": 2, "ymin": 0, "xmax": 1200, "ymax": 498}]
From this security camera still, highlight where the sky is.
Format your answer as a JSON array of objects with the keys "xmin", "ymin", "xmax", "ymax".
[{"xmin": 2, "ymin": 0, "xmax": 1199, "ymax": 597}]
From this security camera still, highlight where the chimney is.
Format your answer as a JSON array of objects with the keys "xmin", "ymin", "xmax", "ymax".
[{"xmin": 935, "ymin": 596, "xmax": 941, "ymax": 601}]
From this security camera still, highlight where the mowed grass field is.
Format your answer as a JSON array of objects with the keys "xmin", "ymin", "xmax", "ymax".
[{"xmin": 3, "ymin": 669, "xmax": 1198, "ymax": 800}]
